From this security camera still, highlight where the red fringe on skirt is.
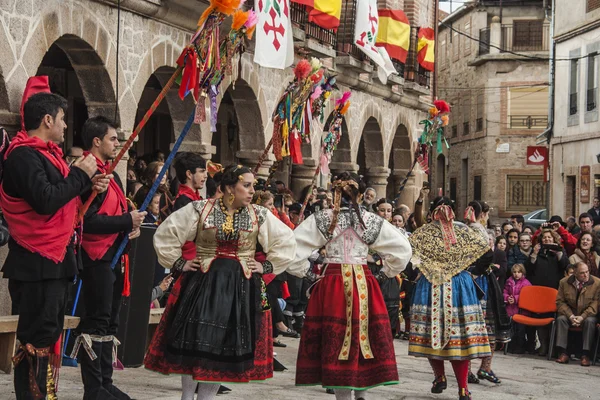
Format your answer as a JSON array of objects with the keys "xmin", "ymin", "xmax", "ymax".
[{"xmin": 144, "ymin": 273, "xmax": 273, "ymax": 383}]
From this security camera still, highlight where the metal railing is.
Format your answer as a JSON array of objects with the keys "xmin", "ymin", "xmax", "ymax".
[
  {"xmin": 336, "ymin": 0, "xmax": 365, "ymax": 60},
  {"xmin": 507, "ymin": 175, "xmax": 546, "ymax": 211},
  {"xmin": 479, "ymin": 28, "xmax": 491, "ymax": 56},
  {"xmin": 291, "ymin": 3, "xmax": 337, "ymax": 48},
  {"xmin": 509, "ymin": 115, "xmax": 548, "ymax": 129},
  {"xmin": 570, "ymin": 93, "xmax": 578, "ymax": 115},
  {"xmin": 587, "ymin": 88, "xmax": 597, "ymax": 111},
  {"xmin": 501, "ymin": 22, "xmax": 550, "ymax": 52}
]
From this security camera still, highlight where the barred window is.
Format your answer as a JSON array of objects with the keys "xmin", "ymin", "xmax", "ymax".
[{"xmin": 506, "ymin": 175, "xmax": 546, "ymax": 212}]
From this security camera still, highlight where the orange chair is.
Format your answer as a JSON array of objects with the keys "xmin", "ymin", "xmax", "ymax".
[{"xmin": 506, "ymin": 286, "xmax": 558, "ymax": 358}]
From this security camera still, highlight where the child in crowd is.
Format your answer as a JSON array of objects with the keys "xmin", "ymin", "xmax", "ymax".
[{"xmin": 504, "ymin": 264, "xmax": 532, "ymax": 354}]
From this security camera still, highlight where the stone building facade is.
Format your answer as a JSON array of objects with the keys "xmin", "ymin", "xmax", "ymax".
[
  {"xmin": 0, "ymin": 0, "xmax": 435, "ymax": 314},
  {"xmin": 434, "ymin": 1, "xmax": 551, "ymax": 222},
  {"xmin": 548, "ymin": 1, "xmax": 600, "ymax": 219}
]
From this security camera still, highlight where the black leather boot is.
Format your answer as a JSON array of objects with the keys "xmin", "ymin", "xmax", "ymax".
[
  {"xmin": 80, "ymin": 340, "xmax": 118, "ymax": 400},
  {"xmin": 101, "ymin": 340, "xmax": 131, "ymax": 400}
]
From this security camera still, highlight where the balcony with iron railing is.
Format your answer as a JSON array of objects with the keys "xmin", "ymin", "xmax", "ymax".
[
  {"xmin": 509, "ymin": 115, "xmax": 548, "ymax": 129},
  {"xmin": 290, "ymin": 0, "xmax": 429, "ymax": 90},
  {"xmin": 475, "ymin": 21, "xmax": 550, "ymax": 61}
]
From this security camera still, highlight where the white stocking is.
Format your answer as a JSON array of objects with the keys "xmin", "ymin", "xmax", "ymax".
[
  {"xmin": 181, "ymin": 375, "xmax": 198, "ymax": 400},
  {"xmin": 334, "ymin": 388, "xmax": 354, "ymax": 400},
  {"xmin": 196, "ymin": 383, "xmax": 220, "ymax": 400}
]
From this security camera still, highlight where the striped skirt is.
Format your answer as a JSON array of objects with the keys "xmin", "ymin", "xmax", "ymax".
[{"xmin": 409, "ymin": 270, "xmax": 491, "ymax": 360}]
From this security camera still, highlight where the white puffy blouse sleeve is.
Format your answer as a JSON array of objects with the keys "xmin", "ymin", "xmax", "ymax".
[
  {"xmin": 153, "ymin": 202, "xmax": 200, "ymax": 268},
  {"xmin": 286, "ymin": 214, "xmax": 327, "ymax": 278},
  {"xmin": 258, "ymin": 210, "xmax": 297, "ymax": 276},
  {"xmin": 372, "ymin": 221, "xmax": 412, "ymax": 278}
]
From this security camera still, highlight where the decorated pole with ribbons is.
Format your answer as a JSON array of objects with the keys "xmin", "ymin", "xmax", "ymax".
[
  {"xmin": 396, "ymin": 99, "xmax": 451, "ymax": 200},
  {"xmin": 109, "ymin": 110, "xmax": 197, "ymax": 270},
  {"xmin": 78, "ymin": 66, "xmax": 183, "ymax": 221}
]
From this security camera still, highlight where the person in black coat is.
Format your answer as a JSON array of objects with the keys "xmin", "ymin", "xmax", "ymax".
[
  {"xmin": 1, "ymin": 88, "xmax": 107, "ymax": 399},
  {"xmin": 75, "ymin": 116, "xmax": 146, "ymax": 400},
  {"xmin": 525, "ymin": 229, "xmax": 569, "ymax": 356}
]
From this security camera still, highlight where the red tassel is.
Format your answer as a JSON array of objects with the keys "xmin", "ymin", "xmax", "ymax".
[
  {"xmin": 281, "ymin": 281, "xmax": 291, "ymax": 299},
  {"xmin": 290, "ymin": 130, "xmax": 303, "ymax": 164},
  {"xmin": 177, "ymin": 47, "xmax": 198, "ymax": 101},
  {"xmin": 122, "ymin": 255, "xmax": 131, "ymax": 297}
]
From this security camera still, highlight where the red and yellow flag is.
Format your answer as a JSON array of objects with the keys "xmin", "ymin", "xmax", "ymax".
[
  {"xmin": 417, "ymin": 27, "xmax": 435, "ymax": 71},
  {"xmin": 375, "ymin": 9, "xmax": 411, "ymax": 63},
  {"xmin": 293, "ymin": 0, "xmax": 342, "ymax": 31}
]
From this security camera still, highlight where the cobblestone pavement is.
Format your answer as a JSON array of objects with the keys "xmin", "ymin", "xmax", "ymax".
[{"xmin": 1, "ymin": 338, "xmax": 598, "ymax": 399}]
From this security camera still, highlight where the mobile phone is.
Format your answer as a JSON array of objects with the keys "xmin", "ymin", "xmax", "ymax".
[{"xmin": 274, "ymin": 194, "xmax": 284, "ymax": 209}]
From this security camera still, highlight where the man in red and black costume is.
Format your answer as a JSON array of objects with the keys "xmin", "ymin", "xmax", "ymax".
[
  {"xmin": 173, "ymin": 152, "xmax": 207, "ymax": 211},
  {"xmin": 74, "ymin": 116, "xmax": 146, "ymax": 400},
  {"xmin": 0, "ymin": 78, "xmax": 107, "ymax": 399}
]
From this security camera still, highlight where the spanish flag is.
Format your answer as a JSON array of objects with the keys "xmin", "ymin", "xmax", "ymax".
[
  {"xmin": 375, "ymin": 10, "xmax": 411, "ymax": 63},
  {"xmin": 417, "ymin": 27, "xmax": 435, "ymax": 71},
  {"xmin": 293, "ymin": 0, "xmax": 342, "ymax": 30}
]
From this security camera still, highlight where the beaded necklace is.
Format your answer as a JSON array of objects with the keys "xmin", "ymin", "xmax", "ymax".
[{"xmin": 218, "ymin": 198, "xmax": 242, "ymax": 236}]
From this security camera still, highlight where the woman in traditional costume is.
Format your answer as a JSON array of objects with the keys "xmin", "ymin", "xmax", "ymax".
[
  {"xmin": 291, "ymin": 172, "xmax": 412, "ymax": 400},
  {"xmin": 463, "ymin": 201, "xmax": 510, "ymax": 385},
  {"xmin": 408, "ymin": 197, "xmax": 493, "ymax": 400},
  {"xmin": 144, "ymin": 165, "xmax": 298, "ymax": 400}
]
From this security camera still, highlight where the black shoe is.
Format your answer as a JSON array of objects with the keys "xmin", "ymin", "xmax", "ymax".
[
  {"xmin": 468, "ymin": 372, "xmax": 480, "ymax": 384},
  {"xmin": 81, "ymin": 341, "xmax": 118, "ymax": 400},
  {"xmin": 431, "ymin": 376, "xmax": 447, "ymax": 393},
  {"xmin": 326, "ymin": 388, "xmax": 335, "ymax": 394},
  {"xmin": 459, "ymin": 388, "xmax": 472, "ymax": 400},
  {"xmin": 83, "ymin": 386, "xmax": 120, "ymax": 400},
  {"xmin": 278, "ymin": 327, "xmax": 300, "ymax": 338},
  {"xmin": 293, "ymin": 315, "xmax": 305, "ymax": 334},
  {"xmin": 100, "ymin": 340, "xmax": 131, "ymax": 400},
  {"xmin": 273, "ymin": 339, "xmax": 287, "ymax": 348},
  {"xmin": 218, "ymin": 385, "xmax": 231, "ymax": 394},
  {"xmin": 477, "ymin": 369, "xmax": 501, "ymax": 384}
]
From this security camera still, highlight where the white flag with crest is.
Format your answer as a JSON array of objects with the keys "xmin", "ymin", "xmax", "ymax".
[
  {"xmin": 254, "ymin": 0, "xmax": 295, "ymax": 69},
  {"xmin": 354, "ymin": 0, "xmax": 397, "ymax": 83}
]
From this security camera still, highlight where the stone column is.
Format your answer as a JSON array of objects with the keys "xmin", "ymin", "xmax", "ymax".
[
  {"xmin": 290, "ymin": 158, "xmax": 318, "ymax": 200},
  {"xmin": 329, "ymin": 161, "xmax": 359, "ymax": 180},
  {"xmin": 365, "ymin": 167, "xmax": 390, "ymax": 201},
  {"xmin": 237, "ymin": 149, "xmax": 273, "ymax": 180},
  {"xmin": 490, "ymin": 16, "xmax": 501, "ymax": 54}
]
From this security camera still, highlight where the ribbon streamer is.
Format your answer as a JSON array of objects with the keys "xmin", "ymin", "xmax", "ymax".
[{"xmin": 109, "ymin": 109, "xmax": 197, "ymax": 270}]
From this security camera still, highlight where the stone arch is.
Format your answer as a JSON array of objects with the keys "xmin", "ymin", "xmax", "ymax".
[
  {"xmin": 35, "ymin": 34, "xmax": 117, "ymax": 150},
  {"xmin": 213, "ymin": 79, "xmax": 265, "ymax": 168},
  {"xmin": 387, "ymin": 124, "xmax": 412, "ymax": 199},
  {"xmin": 329, "ymin": 116, "xmax": 352, "ymax": 174},
  {"xmin": 357, "ymin": 116, "xmax": 387, "ymax": 199},
  {"xmin": 133, "ymin": 66, "xmax": 197, "ymax": 156}
]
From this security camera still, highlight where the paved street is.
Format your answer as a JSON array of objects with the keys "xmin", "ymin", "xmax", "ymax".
[{"xmin": 1, "ymin": 338, "xmax": 598, "ymax": 399}]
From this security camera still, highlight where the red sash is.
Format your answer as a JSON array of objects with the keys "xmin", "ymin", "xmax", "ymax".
[
  {"xmin": 80, "ymin": 153, "xmax": 127, "ymax": 260},
  {"xmin": 177, "ymin": 184, "xmax": 202, "ymax": 260},
  {"xmin": 0, "ymin": 131, "xmax": 80, "ymax": 263}
]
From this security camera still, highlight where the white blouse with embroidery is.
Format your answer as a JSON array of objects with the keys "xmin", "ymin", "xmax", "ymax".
[
  {"xmin": 152, "ymin": 200, "xmax": 299, "ymax": 277},
  {"xmin": 290, "ymin": 208, "xmax": 412, "ymax": 277}
]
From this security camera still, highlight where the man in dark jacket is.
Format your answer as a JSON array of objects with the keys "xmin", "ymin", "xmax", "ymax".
[
  {"xmin": 588, "ymin": 197, "xmax": 600, "ymax": 226},
  {"xmin": 74, "ymin": 116, "xmax": 146, "ymax": 400},
  {"xmin": 1, "ymin": 81, "xmax": 107, "ymax": 399},
  {"xmin": 555, "ymin": 261, "xmax": 600, "ymax": 366}
]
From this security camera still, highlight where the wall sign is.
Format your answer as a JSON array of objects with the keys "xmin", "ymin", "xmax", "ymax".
[{"xmin": 581, "ymin": 165, "xmax": 590, "ymax": 204}]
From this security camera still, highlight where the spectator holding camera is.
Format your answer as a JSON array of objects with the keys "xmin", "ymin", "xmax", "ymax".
[{"xmin": 526, "ymin": 229, "xmax": 569, "ymax": 356}]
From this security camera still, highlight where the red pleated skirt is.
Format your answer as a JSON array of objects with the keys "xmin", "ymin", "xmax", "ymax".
[
  {"xmin": 144, "ymin": 272, "xmax": 273, "ymax": 383},
  {"xmin": 296, "ymin": 264, "xmax": 399, "ymax": 389}
]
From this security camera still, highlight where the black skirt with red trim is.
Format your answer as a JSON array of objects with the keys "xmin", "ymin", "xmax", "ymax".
[
  {"xmin": 296, "ymin": 263, "xmax": 399, "ymax": 389},
  {"xmin": 144, "ymin": 258, "xmax": 273, "ymax": 382}
]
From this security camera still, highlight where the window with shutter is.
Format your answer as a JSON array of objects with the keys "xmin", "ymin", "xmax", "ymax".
[
  {"xmin": 508, "ymin": 87, "xmax": 549, "ymax": 129},
  {"xmin": 570, "ymin": 59, "xmax": 580, "ymax": 116},
  {"xmin": 587, "ymin": 52, "xmax": 598, "ymax": 112},
  {"xmin": 476, "ymin": 91, "xmax": 484, "ymax": 131}
]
